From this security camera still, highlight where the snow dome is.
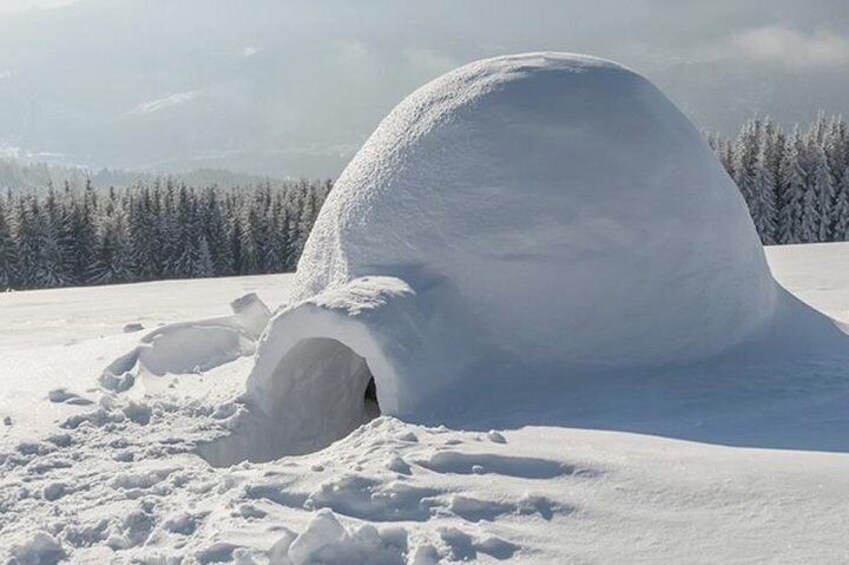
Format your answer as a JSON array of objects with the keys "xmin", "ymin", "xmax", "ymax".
[{"xmin": 244, "ymin": 53, "xmax": 782, "ymax": 456}]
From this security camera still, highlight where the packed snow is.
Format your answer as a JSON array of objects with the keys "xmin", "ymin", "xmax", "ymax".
[
  {"xmin": 287, "ymin": 52, "xmax": 777, "ymax": 395},
  {"xmin": 0, "ymin": 245, "xmax": 848, "ymax": 562},
  {"xmin": 247, "ymin": 52, "xmax": 846, "ymax": 461}
]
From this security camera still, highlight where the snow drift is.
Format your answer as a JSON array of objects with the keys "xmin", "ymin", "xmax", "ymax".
[
  {"xmin": 103, "ymin": 293, "xmax": 271, "ymax": 388},
  {"xmin": 241, "ymin": 52, "xmax": 845, "ymax": 458}
]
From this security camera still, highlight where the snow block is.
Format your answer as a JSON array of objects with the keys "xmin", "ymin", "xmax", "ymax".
[{"xmin": 103, "ymin": 293, "xmax": 272, "ymax": 384}]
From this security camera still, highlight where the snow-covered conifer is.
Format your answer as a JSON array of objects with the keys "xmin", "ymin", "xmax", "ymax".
[{"xmin": 775, "ymin": 130, "xmax": 807, "ymax": 244}]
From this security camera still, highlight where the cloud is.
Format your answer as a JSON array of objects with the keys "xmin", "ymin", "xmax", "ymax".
[
  {"xmin": 242, "ymin": 46, "xmax": 260, "ymax": 57},
  {"xmin": 128, "ymin": 90, "xmax": 201, "ymax": 116},
  {"xmin": 0, "ymin": 0, "xmax": 80, "ymax": 12},
  {"xmin": 731, "ymin": 25, "xmax": 849, "ymax": 69}
]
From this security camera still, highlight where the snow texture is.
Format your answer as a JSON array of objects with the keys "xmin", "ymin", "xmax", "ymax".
[
  {"xmin": 103, "ymin": 292, "xmax": 271, "ymax": 384},
  {"xmin": 4, "ymin": 52, "xmax": 849, "ymax": 563},
  {"xmin": 246, "ymin": 52, "xmax": 845, "ymax": 457},
  {"xmin": 1, "ymin": 245, "xmax": 849, "ymax": 563}
]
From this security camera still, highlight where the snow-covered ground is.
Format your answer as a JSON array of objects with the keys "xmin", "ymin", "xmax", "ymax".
[
  {"xmin": 0, "ymin": 244, "xmax": 847, "ymax": 563},
  {"xmin": 0, "ymin": 275, "xmax": 293, "ymax": 354},
  {"xmin": 764, "ymin": 242, "xmax": 849, "ymax": 322},
  {"xmin": 0, "ymin": 275, "xmax": 292, "ymax": 447}
]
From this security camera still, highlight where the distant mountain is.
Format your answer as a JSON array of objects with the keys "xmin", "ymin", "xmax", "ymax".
[{"xmin": 0, "ymin": 159, "xmax": 288, "ymax": 193}]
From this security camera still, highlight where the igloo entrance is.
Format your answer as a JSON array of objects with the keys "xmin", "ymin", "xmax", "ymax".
[
  {"xmin": 264, "ymin": 337, "xmax": 381, "ymax": 432},
  {"xmin": 198, "ymin": 337, "xmax": 381, "ymax": 467}
]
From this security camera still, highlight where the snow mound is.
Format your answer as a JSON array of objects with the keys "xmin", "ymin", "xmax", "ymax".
[
  {"xmin": 102, "ymin": 293, "xmax": 270, "ymax": 386},
  {"xmin": 9, "ymin": 531, "xmax": 66, "ymax": 564},
  {"xmin": 293, "ymin": 52, "xmax": 777, "ymax": 365},
  {"xmin": 242, "ymin": 52, "xmax": 843, "ymax": 458},
  {"xmin": 271, "ymin": 508, "xmax": 408, "ymax": 565}
]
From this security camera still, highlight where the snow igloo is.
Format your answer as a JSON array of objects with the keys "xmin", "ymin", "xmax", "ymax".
[{"xmin": 244, "ymin": 52, "xmax": 782, "ymax": 456}]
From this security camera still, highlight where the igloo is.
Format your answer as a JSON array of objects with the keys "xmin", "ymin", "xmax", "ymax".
[{"xmin": 241, "ymin": 52, "xmax": 815, "ymax": 458}]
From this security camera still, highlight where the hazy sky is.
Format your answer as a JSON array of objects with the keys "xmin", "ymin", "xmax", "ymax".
[{"xmin": 1, "ymin": 0, "xmax": 848, "ymax": 177}]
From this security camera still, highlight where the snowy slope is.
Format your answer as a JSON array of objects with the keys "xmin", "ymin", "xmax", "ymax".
[
  {"xmin": 766, "ymin": 242, "xmax": 849, "ymax": 322},
  {"xmin": 0, "ymin": 244, "xmax": 848, "ymax": 563}
]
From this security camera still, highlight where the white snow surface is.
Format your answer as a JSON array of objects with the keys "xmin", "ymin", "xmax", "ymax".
[
  {"xmin": 0, "ymin": 245, "xmax": 849, "ymax": 563},
  {"xmin": 246, "ymin": 53, "xmax": 847, "ymax": 461},
  {"xmin": 249, "ymin": 53, "xmax": 818, "ymax": 443},
  {"xmin": 294, "ymin": 52, "xmax": 776, "ymax": 368},
  {"xmin": 3, "ymin": 54, "xmax": 849, "ymax": 563},
  {"xmin": 0, "ymin": 275, "xmax": 290, "ymax": 446}
]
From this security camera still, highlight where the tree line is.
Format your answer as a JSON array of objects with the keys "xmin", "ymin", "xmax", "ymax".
[
  {"xmin": 0, "ymin": 178, "xmax": 331, "ymax": 290},
  {"xmin": 707, "ymin": 112, "xmax": 849, "ymax": 245},
  {"xmin": 2, "ymin": 111, "xmax": 849, "ymax": 291}
]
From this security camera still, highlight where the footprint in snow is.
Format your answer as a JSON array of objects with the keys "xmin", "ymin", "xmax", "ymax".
[
  {"xmin": 47, "ymin": 388, "xmax": 94, "ymax": 406},
  {"xmin": 418, "ymin": 451, "xmax": 582, "ymax": 479},
  {"xmin": 448, "ymin": 495, "xmax": 516, "ymax": 522},
  {"xmin": 439, "ymin": 527, "xmax": 519, "ymax": 561}
]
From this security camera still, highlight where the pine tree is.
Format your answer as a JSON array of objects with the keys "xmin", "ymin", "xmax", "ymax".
[
  {"xmin": 90, "ymin": 192, "xmax": 135, "ymax": 285},
  {"xmin": 239, "ymin": 206, "xmax": 259, "ymax": 275},
  {"xmin": 14, "ymin": 197, "xmax": 36, "ymax": 287},
  {"xmin": 733, "ymin": 118, "xmax": 762, "ymax": 218},
  {"xmin": 57, "ymin": 181, "xmax": 79, "ymax": 284},
  {"xmin": 251, "ymin": 183, "xmax": 276, "ymax": 273},
  {"xmin": 172, "ymin": 184, "xmax": 202, "ymax": 278},
  {"xmin": 61, "ymin": 179, "xmax": 100, "ymax": 284},
  {"xmin": 799, "ymin": 161, "xmax": 821, "ymax": 244},
  {"xmin": 16, "ymin": 197, "xmax": 64, "ymax": 288},
  {"xmin": 196, "ymin": 235, "xmax": 214, "ymax": 278},
  {"xmin": 268, "ymin": 195, "xmax": 292, "ymax": 273},
  {"xmin": 42, "ymin": 182, "xmax": 73, "ymax": 287},
  {"xmin": 775, "ymin": 131, "xmax": 807, "ymax": 244},
  {"xmin": 229, "ymin": 216, "xmax": 244, "ymax": 275},
  {"xmin": 200, "ymin": 188, "xmax": 232, "ymax": 276},
  {"xmin": 810, "ymin": 146, "xmax": 834, "ymax": 242},
  {"xmin": 751, "ymin": 146, "xmax": 777, "ymax": 244},
  {"xmin": 825, "ymin": 117, "xmax": 848, "ymax": 237},
  {"xmin": 160, "ymin": 179, "xmax": 182, "ymax": 278},
  {"xmin": 832, "ymin": 165, "xmax": 849, "ymax": 241},
  {"xmin": 128, "ymin": 184, "xmax": 157, "ymax": 281},
  {"xmin": 0, "ymin": 197, "xmax": 17, "ymax": 289}
]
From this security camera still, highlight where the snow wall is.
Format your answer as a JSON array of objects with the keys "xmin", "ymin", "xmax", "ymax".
[{"xmin": 242, "ymin": 52, "xmax": 841, "ymax": 457}]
